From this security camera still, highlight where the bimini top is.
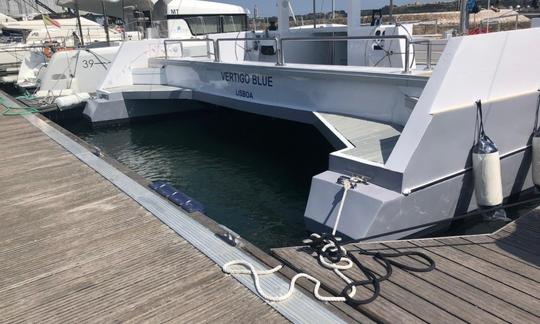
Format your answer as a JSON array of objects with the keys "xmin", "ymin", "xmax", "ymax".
[
  {"xmin": 56, "ymin": 0, "xmax": 246, "ymax": 18},
  {"xmin": 1, "ymin": 17, "xmax": 103, "ymax": 31},
  {"xmin": 56, "ymin": 0, "xmax": 155, "ymax": 18},
  {"xmin": 166, "ymin": 0, "xmax": 247, "ymax": 15}
]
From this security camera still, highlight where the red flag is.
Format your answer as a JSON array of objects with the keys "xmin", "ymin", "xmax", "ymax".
[{"xmin": 42, "ymin": 15, "xmax": 61, "ymax": 28}]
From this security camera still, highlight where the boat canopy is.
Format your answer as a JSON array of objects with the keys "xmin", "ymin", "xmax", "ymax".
[
  {"xmin": 56, "ymin": 0, "xmax": 156, "ymax": 18},
  {"xmin": 55, "ymin": 0, "xmax": 246, "ymax": 18},
  {"xmin": 1, "ymin": 17, "xmax": 103, "ymax": 31},
  {"xmin": 165, "ymin": 0, "xmax": 246, "ymax": 16}
]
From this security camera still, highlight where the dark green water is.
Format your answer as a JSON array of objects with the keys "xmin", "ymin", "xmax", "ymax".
[
  {"xmin": 56, "ymin": 107, "xmax": 538, "ymax": 251},
  {"xmin": 59, "ymin": 109, "xmax": 334, "ymax": 250}
]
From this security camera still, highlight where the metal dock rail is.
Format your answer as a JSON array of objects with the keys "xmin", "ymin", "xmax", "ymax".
[{"xmin": 273, "ymin": 213, "xmax": 540, "ymax": 323}]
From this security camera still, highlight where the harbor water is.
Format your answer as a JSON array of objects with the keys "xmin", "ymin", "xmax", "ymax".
[
  {"xmin": 57, "ymin": 108, "xmax": 537, "ymax": 250},
  {"xmin": 60, "ymin": 108, "xmax": 334, "ymax": 250}
]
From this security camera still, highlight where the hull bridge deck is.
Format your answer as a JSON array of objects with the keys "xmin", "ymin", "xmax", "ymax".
[{"xmin": 273, "ymin": 212, "xmax": 540, "ymax": 323}]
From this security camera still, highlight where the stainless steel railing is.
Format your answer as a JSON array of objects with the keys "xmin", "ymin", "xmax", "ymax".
[
  {"xmin": 278, "ymin": 35, "xmax": 411, "ymax": 72},
  {"xmin": 164, "ymin": 34, "xmax": 420, "ymax": 73},
  {"xmin": 214, "ymin": 37, "xmax": 279, "ymax": 63},
  {"xmin": 410, "ymin": 39, "xmax": 434, "ymax": 70},
  {"xmin": 163, "ymin": 38, "xmax": 217, "ymax": 59}
]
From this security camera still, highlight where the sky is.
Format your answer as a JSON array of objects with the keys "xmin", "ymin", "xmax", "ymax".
[{"xmin": 216, "ymin": 0, "xmax": 421, "ymax": 16}]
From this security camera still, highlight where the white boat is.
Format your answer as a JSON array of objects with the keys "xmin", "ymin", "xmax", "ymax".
[
  {"xmin": 85, "ymin": 1, "xmax": 540, "ymax": 241},
  {"xmin": 0, "ymin": 16, "xmax": 123, "ymax": 84},
  {"xmin": 31, "ymin": 0, "xmax": 248, "ymax": 110}
]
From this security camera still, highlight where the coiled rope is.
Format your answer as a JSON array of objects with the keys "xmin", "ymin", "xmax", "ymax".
[
  {"xmin": 0, "ymin": 97, "xmax": 38, "ymax": 116},
  {"xmin": 223, "ymin": 178, "xmax": 436, "ymax": 304}
]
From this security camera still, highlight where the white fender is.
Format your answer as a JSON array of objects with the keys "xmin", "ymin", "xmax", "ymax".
[
  {"xmin": 532, "ymin": 136, "xmax": 540, "ymax": 187},
  {"xmin": 472, "ymin": 151, "xmax": 503, "ymax": 207},
  {"xmin": 54, "ymin": 92, "xmax": 90, "ymax": 109}
]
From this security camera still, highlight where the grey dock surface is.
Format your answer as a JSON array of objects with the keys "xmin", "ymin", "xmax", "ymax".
[
  {"xmin": 273, "ymin": 213, "xmax": 540, "ymax": 323},
  {"xmin": 0, "ymin": 111, "xmax": 290, "ymax": 322}
]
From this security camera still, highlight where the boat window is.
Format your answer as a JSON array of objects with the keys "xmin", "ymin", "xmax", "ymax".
[
  {"xmin": 184, "ymin": 16, "xmax": 220, "ymax": 35},
  {"xmin": 172, "ymin": 15, "xmax": 247, "ymax": 36},
  {"xmin": 222, "ymin": 15, "xmax": 247, "ymax": 33}
]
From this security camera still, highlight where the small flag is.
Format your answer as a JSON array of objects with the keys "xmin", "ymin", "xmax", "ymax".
[{"xmin": 42, "ymin": 15, "xmax": 61, "ymax": 28}]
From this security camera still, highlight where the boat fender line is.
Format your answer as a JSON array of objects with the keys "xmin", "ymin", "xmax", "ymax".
[
  {"xmin": 532, "ymin": 90, "xmax": 540, "ymax": 187},
  {"xmin": 472, "ymin": 100, "xmax": 503, "ymax": 208},
  {"xmin": 224, "ymin": 177, "xmax": 435, "ymax": 305}
]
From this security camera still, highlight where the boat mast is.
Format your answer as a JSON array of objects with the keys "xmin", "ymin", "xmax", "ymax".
[
  {"xmin": 278, "ymin": 0, "xmax": 290, "ymax": 34},
  {"xmin": 74, "ymin": 0, "xmax": 84, "ymax": 46},
  {"xmin": 313, "ymin": 0, "xmax": 316, "ymax": 28},
  {"xmin": 347, "ymin": 0, "xmax": 362, "ymax": 29},
  {"xmin": 459, "ymin": 0, "xmax": 469, "ymax": 34},
  {"xmin": 100, "ymin": 1, "xmax": 110, "ymax": 46}
]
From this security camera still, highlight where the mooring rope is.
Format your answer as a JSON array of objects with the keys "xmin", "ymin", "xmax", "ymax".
[
  {"xmin": 224, "ymin": 177, "xmax": 436, "ymax": 304},
  {"xmin": 223, "ymin": 259, "xmax": 353, "ymax": 302},
  {"xmin": 224, "ymin": 174, "xmax": 540, "ymax": 303},
  {"xmin": 0, "ymin": 97, "xmax": 38, "ymax": 116}
]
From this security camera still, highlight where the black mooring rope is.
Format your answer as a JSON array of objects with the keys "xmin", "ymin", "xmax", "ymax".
[{"xmin": 305, "ymin": 233, "xmax": 435, "ymax": 305}]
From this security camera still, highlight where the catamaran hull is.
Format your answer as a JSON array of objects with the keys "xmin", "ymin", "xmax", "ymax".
[
  {"xmin": 306, "ymin": 148, "xmax": 533, "ymax": 240},
  {"xmin": 84, "ymin": 94, "xmax": 205, "ymax": 125}
]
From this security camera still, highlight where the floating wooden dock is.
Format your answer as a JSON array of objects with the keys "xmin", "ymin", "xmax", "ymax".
[
  {"xmin": 273, "ymin": 213, "xmax": 540, "ymax": 323},
  {"xmin": 0, "ymin": 114, "xmax": 294, "ymax": 322}
]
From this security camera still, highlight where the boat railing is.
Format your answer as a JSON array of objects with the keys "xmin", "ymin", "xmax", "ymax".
[
  {"xmin": 277, "ymin": 35, "xmax": 411, "ymax": 72},
  {"xmin": 410, "ymin": 39, "xmax": 436, "ymax": 70},
  {"xmin": 164, "ymin": 37, "xmax": 279, "ymax": 61},
  {"xmin": 480, "ymin": 11, "xmax": 521, "ymax": 32},
  {"xmin": 163, "ymin": 38, "xmax": 218, "ymax": 60},
  {"xmin": 165, "ymin": 35, "xmax": 422, "ymax": 73},
  {"xmin": 214, "ymin": 37, "xmax": 279, "ymax": 63}
]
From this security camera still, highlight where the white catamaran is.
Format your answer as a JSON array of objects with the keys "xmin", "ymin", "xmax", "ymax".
[{"xmin": 80, "ymin": 0, "xmax": 540, "ymax": 241}]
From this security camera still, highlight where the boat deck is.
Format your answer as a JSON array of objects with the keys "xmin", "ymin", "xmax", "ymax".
[
  {"xmin": 273, "ymin": 213, "xmax": 540, "ymax": 323},
  {"xmin": 318, "ymin": 112, "xmax": 403, "ymax": 164}
]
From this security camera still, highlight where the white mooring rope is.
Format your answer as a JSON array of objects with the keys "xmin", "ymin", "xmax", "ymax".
[{"xmin": 223, "ymin": 179, "xmax": 355, "ymax": 303}]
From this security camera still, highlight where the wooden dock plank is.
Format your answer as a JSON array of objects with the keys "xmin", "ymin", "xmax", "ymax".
[
  {"xmin": 411, "ymin": 239, "xmax": 540, "ymax": 298},
  {"xmin": 273, "ymin": 247, "xmax": 426, "ymax": 323},
  {"xmin": 433, "ymin": 237, "xmax": 540, "ymax": 282},
  {"xmin": 0, "ymin": 114, "xmax": 288, "ymax": 323},
  {"xmin": 379, "ymin": 240, "xmax": 540, "ymax": 322},
  {"xmin": 347, "ymin": 243, "xmax": 504, "ymax": 323},
  {"xmin": 490, "ymin": 224, "xmax": 540, "ymax": 255},
  {"xmin": 273, "ymin": 209, "xmax": 540, "ymax": 323},
  {"xmin": 463, "ymin": 235, "xmax": 540, "ymax": 269},
  {"xmin": 274, "ymin": 246, "xmax": 463, "ymax": 324}
]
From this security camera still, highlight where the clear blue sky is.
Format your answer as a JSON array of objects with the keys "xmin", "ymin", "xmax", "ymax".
[{"xmin": 217, "ymin": 0, "xmax": 420, "ymax": 16}]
